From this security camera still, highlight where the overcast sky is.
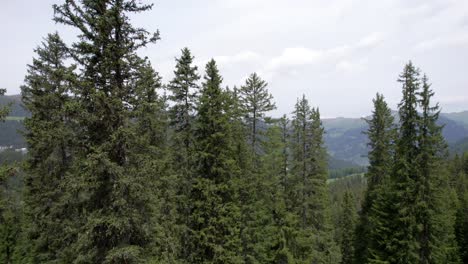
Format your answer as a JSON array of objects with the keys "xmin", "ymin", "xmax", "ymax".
[{"xmin": 1, "ymin": 0, "xmax": 467, "ymax": 117}]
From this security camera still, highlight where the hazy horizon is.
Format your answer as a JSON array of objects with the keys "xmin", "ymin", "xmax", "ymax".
[{"xmin": 1, "ymin": 0, "xmax": 468, "ymax": 118}]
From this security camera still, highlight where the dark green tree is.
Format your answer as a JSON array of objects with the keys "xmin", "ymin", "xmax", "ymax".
[
  {"xmin": 52, "ymin": 1, "xmax": 160, "ymax": 262},
  {"xmin": 238, "ymin": 73, "xmax": 276, "ymax": 156},
  {"xmin": 21, "ymin": 32, "xmax": 77, "ymax": 263},
  {"xmin": 167, "ymin": 47, "xmax": 200, "ymax": 260},
  {"xmin": 415, "ymin": 75, "xmax": 459, "ymax": 263},
  {"xmin": 354, "ymin": 93, "xmax": 395, "ymax": 264},
  {"xmin": 129, "ymin": 59, "xmax": 179, "ymax": 263},
  {"xmin": 385, "ymin": 61, "xmax": 421, "ymax": 264},
  {"xmin": 339, "ymin": 191, "xmax": 357, "ymax": 264},
  {"xmin": 290, "ymin": 95, "xmax": 340, "ymax": 263},
  {"xmin": 0, "ymin": 88, "xmax": 17, "ymax": 264},
  {"xmin": 188, "ymin": 59, "xmax": 242, "ymax": 263}
]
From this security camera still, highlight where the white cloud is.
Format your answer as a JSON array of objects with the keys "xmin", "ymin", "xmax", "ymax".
[
  {"xmin": 357, "ymin": 32, "xmax": 385, "ymax": 48},
  {"xmin": 266, "ymin": 47, "xmax": 324, "ymax": 70},
  {"xmin": 214, "ymin": 51, "xmax": 261, "ymax": 67},
  {"xmin": 414, "ymin": 32, "xmax": 468, "ymax": 52}
]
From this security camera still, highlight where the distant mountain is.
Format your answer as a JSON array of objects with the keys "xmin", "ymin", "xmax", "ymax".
[
  {"xmin": 449, "ymin": 136, "xmax": 468, "ymax": 155},
  {"xmin": 441, "ymin": 111, "xmax": 468, "ymax": 129},
  {"xmin": 322, "ymin": 111, "xmax": 468, "ymax": 165}
]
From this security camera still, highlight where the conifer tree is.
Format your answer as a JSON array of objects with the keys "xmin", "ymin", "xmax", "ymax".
[
  {"xmin": 167, "ymin": 47, "xmax": 200, "ymax": 260},
  {"xmin": 52, "ymin": 1, "xmax": 159, "ymax": 262},
  {"xmin": 21, "ymin": 32, "xmax": 77, "ymax": 263},
  {"xmin": 354, "ymin": 93, "xmax": 395, "ymax": 264},
  {"xmin": 386, "ymin": 61, "xmax": 422, "ymax": 264},
  {"xmin": 339, "ymin": 191, "xmax": 357, "ymax": 264},
  {"xmin": 188, "ymin": 59, "xmax": 242, "ymax": 263},
  {"xmin": 453, "ymin": 153, "xmax": 468, "ymax": 263},
  {"xmin": 290, "ymin": 95, "xmax": 340, "ymax": 263},
  {"xmin": 416, "ymin": 75, "xmax": 459, "ymax": 263},
  {"xmin": 130, "ymin": 59, "xmax": 179, "ymax": 263},
  {"xmin": 239, "ymin": 73, "xmax": 276, "ymax": 155},
  {"xmin": 0, "ymin": 89, "xmax": 16, "ymax": 264}
]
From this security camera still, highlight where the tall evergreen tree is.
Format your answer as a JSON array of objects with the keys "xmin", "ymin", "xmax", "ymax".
[
  {"xmin": 340, "ymin": 191, "xmax": 357, "ymax": 264},
  {"xmin": 188, "ymin": 59, "xmax": 242, "ymax": 263},
  {"xmin": 238, "ymin": 73, "xmax": 276, "ymax": 155},
  {"xmin": 290, "ymin": 95, "xmax": 340, "ymax": 263},
  {"xmin": 386, "ymin": 61, "xmax": 422, "ymax": 264},
  {"xmin": 167, "ymin": 47, "xmax": 200, "ymax": 261},
  {"xmin": 257, "ymin": 116, "xmax": 295, "ymax": 263},
  {"xmin": 130, "ymin": 59, "xmax": 178, "ymax": 263},
  {"xmin": 354, "ymin": 93, "xmax": 395, "ymax": 264},
  {"xmin": 416, "ymin": 75, "xmax": 459, "ymax": 263},
  {"xmin": 52, "ymin": 1, "xmax": 160, "ymax": 262},
  {"xmin": 21, "ymin": 32, "xmax": 77, "ymax": 263},
  {"xmin": 363, "ymin": 62, "xmax": 461, "ymax": 264}
]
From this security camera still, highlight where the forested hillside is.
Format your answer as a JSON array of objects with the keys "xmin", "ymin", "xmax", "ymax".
[{"xmin": 0, "ymin": 1, "xmax": 467, "ymax": 264}]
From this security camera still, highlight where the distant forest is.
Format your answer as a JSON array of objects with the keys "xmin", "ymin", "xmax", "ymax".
[{"xmin": 1, "ymin": 1, "xmax": 467, "ymax": 264}]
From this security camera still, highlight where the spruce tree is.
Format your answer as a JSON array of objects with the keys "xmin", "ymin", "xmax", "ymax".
[
  {"xmin": 167, "ymin": 47, "xmax": 200, "ymax": 261},
  {"xmin": 238, "ymin": 73, "xmax": 276, "ymax": 155},
  {"xmin": 52, "ymin": 1, "xmax": 159, "ymax": 262},
  {"xmin": 339, "ymin": 191, "xmax": 357, "ymax": 264},
  {"xmin": 130, "ymin": 59, "xmax": 179, "ymax": 263},
  {"xmin": 387, "ymin": 61, "xmax": 421, "ymax": 264},
  {"xmin": 354, "ymin": 93, "xmax": 395, "ymax": 264},
  {"xmin": 416, "ymin": 75, "xmax": 459, "ymax": 263},
  {"xmin": 21, "ymin": 32, "xmax": 77, "ymax": 263},
  {"xmin": 188, "ymin": 59, "xmax": 242, "ymax": 263},
  {"xmin": 258, "ymin": 117, "xmax": 292, "ymax": 262},
  {"xmin": 290, "ymin": 95, "xmax": 340, "ymax": 263}
]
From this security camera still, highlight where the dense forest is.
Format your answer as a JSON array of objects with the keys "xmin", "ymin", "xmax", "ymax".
[{"xmin": 1, "ymin": 1, "xmax": 467, "ymax": 263}]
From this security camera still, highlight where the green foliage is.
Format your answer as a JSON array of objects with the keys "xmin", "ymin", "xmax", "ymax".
[
  {"xmin": 167, "ymin": 47, "xmax": 200, "ymax": 261},
  {"xmin": 289, "ymin": 95, "xmax": 341, "ymax": 263},
  {"xmin": 188, "ymin": 59, "xmax": 243, "ymax": 263},
  {"xmin": 355, "ymin": 62, "xmax": 461, "ymax": 264},
  {"xmin": 451, "ymin": 153, "xmax": 468, "ymax": 263},
  {"xmin": 0, "ymin": 89, "xmax": 10, "ymax": 121},
  {"xmin": 1, "ymin": 1, "xmax": 466, "ymax": 263},
  {"xmin": 238, "ymin": 73, "xmax": 276, "ymax": 156},
  {"xmin": 354, "ymin": 93, "xmax": 395, "ymax": 264},
  {"xmin": 20, "ymin": 32, "xmax": 78, "ymax": 263},
  {"xmin": 339, "ymin": 191, "xmax": 357, "ymax": 264}
]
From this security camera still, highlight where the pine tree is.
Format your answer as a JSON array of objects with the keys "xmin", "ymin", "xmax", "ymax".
[
  {"xmin": 52, "ymin": 1, "xmax": 160, "ymax": 262},
  {"xmin": 188, "ymin": 59, "xmax": 242, "ymax": 263},
  {"xmin": 416, "ymin": 75, "xmax": 459, "ymax": 263},
  {"xmin": 385, "ymin": 61, "xmax": 421, "ymax": 264},
  {"xmin": 21, "ymin": 32, "xmax": 77, "ymax": 263},
  {"xmin": 130, "ymin": 59, "xmax": 179, "ymax": 263},
  {"xmin": 340, "ymin": 191, "xmax": 357, "ymax": 264},
  {"xmin": 238, "ymin": 73, "xmax": 276, "ymax": 156},
  {"xmin": 167, "ymin": 47, "xmax": 200, "ymax": 261},
  {"xmin": 290, "ymin": 95, "xmax": 340, "ymax": 263},
  {"xmin": 354, "ymin": 93, "xmax": 395, "ymax": 264}
]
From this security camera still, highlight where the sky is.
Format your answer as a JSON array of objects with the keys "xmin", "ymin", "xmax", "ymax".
[{"xmin": 1, "ymin": 0, "xmax": 468, "ymax": 118}]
